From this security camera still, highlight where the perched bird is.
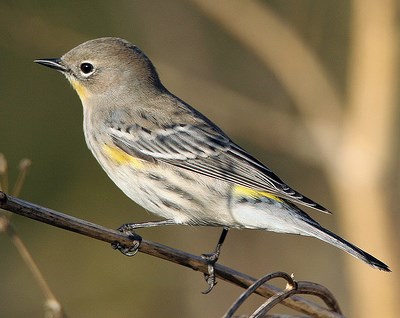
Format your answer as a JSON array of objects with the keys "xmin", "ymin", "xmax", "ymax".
[{"xmin": 35, "ymin": 37, "xmax": 390, "ymax": 291}]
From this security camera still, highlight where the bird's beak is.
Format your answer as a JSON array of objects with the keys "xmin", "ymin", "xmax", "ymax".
[{"xmin": 34, "ymin": 58, "xmax": 67, "ymax": 73}]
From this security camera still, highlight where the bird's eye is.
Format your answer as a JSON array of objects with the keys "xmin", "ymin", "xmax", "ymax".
[{"xmin": 80, "ymin": 62, "xmax": 94, "ymax": 75}]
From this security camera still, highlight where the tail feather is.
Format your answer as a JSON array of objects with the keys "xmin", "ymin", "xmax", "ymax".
[{"xmin": 305, "ymin": 222, "xmax": 390, "ymax": 272}]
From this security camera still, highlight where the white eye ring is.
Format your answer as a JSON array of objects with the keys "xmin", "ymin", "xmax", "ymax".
[{"xmin": 79, "ymin": 61, "xmax": 95, "ymax": 76}]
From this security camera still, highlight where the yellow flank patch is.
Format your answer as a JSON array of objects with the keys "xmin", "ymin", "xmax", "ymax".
[
  {"xmin": 233, "ymin": 185, "xmax": 283, "ymax": 202},
  {"xmin": 70, "ymin": 78, "xmax": 90, "ymax": 101},
  {"xmin": 103, "ymin": 145, "xmax": 144, "ymax": 168}
]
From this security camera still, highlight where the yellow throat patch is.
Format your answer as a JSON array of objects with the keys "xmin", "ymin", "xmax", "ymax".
[
  {"xmin": 69, "ymin": 78, "xmax": 90, "ymax": 101},
  {"xmin": 233, "ymin": 185, "xmax": 283, "ymax": 202},
  {"xmin": 102, "ymin": 144, "xmax": 144, "ymax": 169}
]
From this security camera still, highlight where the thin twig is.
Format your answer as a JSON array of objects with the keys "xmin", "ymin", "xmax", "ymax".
[
  {"xmin": 0, "ymin": 156, "xmax": 64, "ymax": 318},
  {"xmin": 224, "ymin": 273, "xmax": 342, "ymax": 318},
  {"xmin": 252, "ymin": 281, "xmax": 343, "ymax": 317},
  {"xmin": 6, "ymin": 223, "xmax": 64, "ymax": 318},
  {"xmin": 294, "ymin": 281, "xmax": 342, "ymax": 314},
  {"xmin": 0, "ymin": 191, "xmax": 343, "ymax": 318},
  {"xmin": 223, "ymin": 272, "xmax": 296, "ymax": 318},
  {"xmin": 12, "ymin": 159, "xmax": 31, "ymax": 197}
]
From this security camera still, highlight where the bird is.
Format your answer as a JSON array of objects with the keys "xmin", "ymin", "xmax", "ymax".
[{"xmin": 34, "ymin": 37, "xmax": 390, "ymax": 292}]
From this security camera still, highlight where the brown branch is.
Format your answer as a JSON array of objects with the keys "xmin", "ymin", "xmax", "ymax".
[{"xmin": 0, "ymin": 191, "xmax": 343, "ymax": 318}]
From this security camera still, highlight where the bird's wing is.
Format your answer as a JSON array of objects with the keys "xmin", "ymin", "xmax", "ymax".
[{"xmin": 109, "ymin": 123, "xmax": 330, "ymax": 213}]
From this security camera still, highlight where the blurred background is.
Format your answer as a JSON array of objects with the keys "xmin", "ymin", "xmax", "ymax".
[{"xmin": 0, "ymin": 0, "xmax": 399, "ymax": 317}]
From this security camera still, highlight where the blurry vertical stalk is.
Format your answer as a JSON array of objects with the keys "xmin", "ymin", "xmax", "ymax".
[
  {"xmin": 329, "ymin": 0, "xmax": 398, "ymax": 317},
  {"xmin": 0, "ymin": 154, "xmax": 8, "ymax": 194},
  {"xmin": 0, "ymin": 154, "xmax": 65, "ymax": 318}
]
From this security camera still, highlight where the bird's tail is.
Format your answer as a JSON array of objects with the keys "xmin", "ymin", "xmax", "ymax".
[{"xmin": 304, "ymin": 221, "xmax": 390, "ymax": 272}]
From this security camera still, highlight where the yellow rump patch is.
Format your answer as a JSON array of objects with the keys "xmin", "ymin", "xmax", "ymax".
[
  {"xmin": 69, "ymin": 78, "xmax": 90, "ymax": 101},
  {"xmin": 102, "ymin": 145, "xmax": 144, "ymax": 169},
  {"xmin": 233, "ymin": 185, "xmax": 283, "ymax": 202}
]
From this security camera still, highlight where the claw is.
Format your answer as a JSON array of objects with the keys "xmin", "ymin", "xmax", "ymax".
[
  {"xmin": 112, "ymin": 227, "xmax": 142, "ymax": 257},
  {"xmin": 201, "ymin": 252, "xmax": 219, "ymax": 294}
]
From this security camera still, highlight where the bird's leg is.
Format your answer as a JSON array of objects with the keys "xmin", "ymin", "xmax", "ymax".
[
  {"xmin": 118, "ymin": 219, "xmax": 177, "ymax": 231},
  {"xmin": 112, "ymin": 219, "xmax": 176, "ymax": 256},
  {"xmin": 201, "ymin": 227, "xmax": 229, "ymax": 294}
]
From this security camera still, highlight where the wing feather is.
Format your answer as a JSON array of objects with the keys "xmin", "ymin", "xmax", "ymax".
[{"xmin": 109, "ymin": 123, "xmax": 329, "ymax": 213}]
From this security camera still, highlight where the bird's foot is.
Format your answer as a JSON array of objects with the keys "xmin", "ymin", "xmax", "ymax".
[
  {"xmin": 201, "ymin": 251, "xmax": 220, "ymax": 294},
  {"xmin": 111, "ymin": 220, "xmax": 175, "ymax": 256},
  {"xmin": 111, "ymin": 224, "xmax": 142, "ymax": 257},
  {"xmin": 200, "ymin": 227, "xmax": 229, "ymax": 294}
]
